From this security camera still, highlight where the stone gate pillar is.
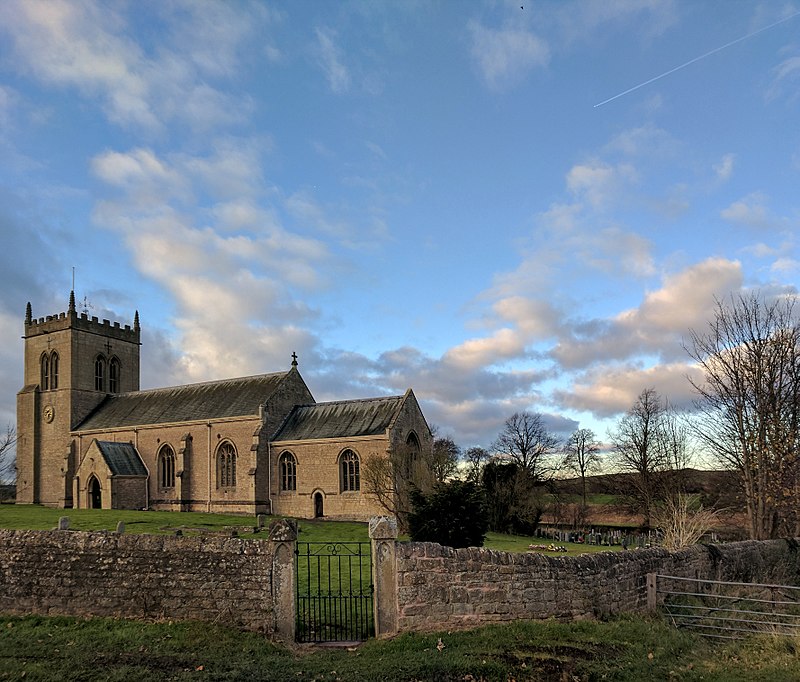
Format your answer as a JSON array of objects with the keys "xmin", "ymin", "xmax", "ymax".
[
  {"xmin": 369, "ymin": 515, "xmax": 398, "ymax": 637},
  {"xmin": 268, "ymin": 518, "xmax": 297, "ymax": 641}
]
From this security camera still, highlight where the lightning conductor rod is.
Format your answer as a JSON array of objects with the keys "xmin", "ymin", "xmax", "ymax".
[{"xmin": 595, "ymin": 10, "xmax": 800, "ymax": 108}]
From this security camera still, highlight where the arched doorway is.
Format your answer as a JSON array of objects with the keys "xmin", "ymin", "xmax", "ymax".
[
  {"xmin": 88, "ymin": 476, "xmax": 102, "ymax": 509},
  {"xmin": 313, "ymin": 491, "xmax": 324, "ymax": 518}
]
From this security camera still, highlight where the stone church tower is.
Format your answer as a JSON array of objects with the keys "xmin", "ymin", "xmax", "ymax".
[{"xmin": 16, "ymin": 292, "xmax": 140, "ymax": 507}]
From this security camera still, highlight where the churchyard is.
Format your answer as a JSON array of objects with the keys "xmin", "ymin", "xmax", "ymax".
[{"xmin": 0, "ymin": 504, "xmax": 620, "ymax": 555}]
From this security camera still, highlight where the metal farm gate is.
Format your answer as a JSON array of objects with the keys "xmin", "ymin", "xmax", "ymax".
[
  {"xmin": 652, "ymin": 574, "xmax": 800, "ymax": 639},
  {"xmin": 295, "ymin": 542, "xmax": 374, "ymax": 643}
]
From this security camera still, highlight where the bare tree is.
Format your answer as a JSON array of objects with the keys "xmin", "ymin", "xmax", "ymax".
[
  {"xmin": 561, "ymin": 428, "xmax": 601, "ymax": 511},
  {"xmin": 362, "ymin": 440, "xmax": 435, "ymax": 532},
  {"xmin": 686, "ymin": 292, "xmax": 800, "ymax": 539},
  {"xmin": 653, "ymin": 493, "xmax": 721, "ymax": 550},
  {"xmin": 491, "ymin": 411, "xmax": 560, "ymax": 481},
  {"xmin": 0, "ymin": 425, "xmax": 17, "ymax": 499},
  {"xmin": 430, "ymin": 436, "xmax": 460, "ymax": 483},
  {"xmin": 608, "ymin": 388, "xmax": 686, "ymax": 528},
  {"xmin": 464, "ymin": 446, "xmax": 490, "ymax": 483}
]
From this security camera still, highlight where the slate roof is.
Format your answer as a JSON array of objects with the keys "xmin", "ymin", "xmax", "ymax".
[
  {"xmin": 272, "ymin": 395, "xmax": 405, "ymax": 442},
  {"xmin": 95, "ymin": 441, "xmax": 148, "ymax": 476},
  {"xmin": 76, "ymin": 372, "xmax": 289, "ymax": 431}
]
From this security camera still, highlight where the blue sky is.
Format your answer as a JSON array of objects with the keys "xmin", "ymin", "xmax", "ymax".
[{"xmin": 1, "ymin": 0, "xmax": 799, "ymax": 452}]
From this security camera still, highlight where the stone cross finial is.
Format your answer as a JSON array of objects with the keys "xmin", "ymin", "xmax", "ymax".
[{"xmin": 291, "ymin": 351, "xmax": 298, "ymax": 368}]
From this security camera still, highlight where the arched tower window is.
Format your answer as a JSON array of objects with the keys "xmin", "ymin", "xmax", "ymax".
[
  {"xmin": 50, "ymin": 352, "xmax": 59, "ymax": 390},
  {"xmin": 109, "ymin": 357, "xmax": 121, "ymax": 393},
  {"xmin": 340, "ymin": 449, "xmax": 360, "ymax": 492},
  {"xmin": 40, "ymin": 353, "xmax": 50, "ymax": 391},
  {"xmin": 94, "ymin": 355, "xmax": 106, "ymax": 391},
  {"xmin": 158, "ymin": 444, "xmax": 176, "ymax": 489},
  {"xmin": 279, "ymin": 451, "xmax": 297, "ymax": 491},
  {"xmin": 216, "ymin": 441, "xmax": 237, "ymax": 488}
]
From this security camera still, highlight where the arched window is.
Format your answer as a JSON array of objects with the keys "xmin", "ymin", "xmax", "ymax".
[
  {"xmin": 158, "ymin": 444, "xmax": 176, "ymax": 489},
  {"xmin": 279, "ymin": 451, "xmax": 297, "ymax": 491},
  {"xmin": 403, "ymin": 432, "xmax": 421, "ymax": 478},
  {"xmin": 94, "ymin": 355, "xmax": 106, "ymax": 391},
  {"xmin": 50, "ymin": 352, "xmax": 59, "ymax": 389},
  {"xmin": 340, "ymin": 449, "xmax": 360, "ymax": 492},
  {"xmin": 109, "ymin": 357, "xmax": 121, "ymax": 393},
  {"xmin": 41, "ymin": 353, "xmax": 50, "ymax": 391},
  {"xmin": 217, "ymin": 441, "xmax": 237, "ymax": 488}
]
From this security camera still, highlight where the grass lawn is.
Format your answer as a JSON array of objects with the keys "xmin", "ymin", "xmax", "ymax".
[
  {"xmin": 1, "ymin": 613, "xmax": 798, "ymax": 681},
  {"xmin": 0, "ymin": 504, "xmax": 620, "ymax": 555}
]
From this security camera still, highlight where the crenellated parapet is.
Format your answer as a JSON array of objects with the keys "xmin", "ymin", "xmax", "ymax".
[{"xmin": 23, "ymin": 292, "xmax": 140, "ymax": 345}]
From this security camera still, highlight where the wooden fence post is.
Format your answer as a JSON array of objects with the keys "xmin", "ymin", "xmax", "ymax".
[{"xmin": 646, "ymin": 572, "xmax": 658, "ymax": 611}]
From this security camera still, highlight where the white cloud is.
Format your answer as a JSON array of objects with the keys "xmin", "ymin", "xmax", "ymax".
[
  {"xmin": 721, "ymin": 193, "xmax": 772, "ymax": 230},
  {"xmin": 443, "ymin": 328, "xmax": 525, "ymax": 371},
  {"xmin": 588, "ymin": 227, "xmax": 655, "ymax": 276},
  {"xmin": 315, "ymin": 27, "xmax": 351, "ymax": 93},
  {"xmin": 768, "ymin": 53, "xmax": 800, "ymax": 102},
  {"xmin": 713, "ymin": 153, "xmax": 735, "ymax": 182},
  {"xmin": 554, "ymin": 361, "xmax": 701, "ymax": 418},
  {"xmin": 0, "ymin": 0, "xmax": 265, "ymax": 132},
  {"xmin": 468, "ymin": 20, "xmax": 549, "ymax": 90},
  {"xmin": 566, "ymin": 160, "xmax": 638, "ymax": 209},
  {"xmin": 90, "ymin": 144, "xmax": 336, "ymax": 382},
  {"xmin": 553, "ymin": 0, "xmax": 678, "ymax": 45},
  {"xmin": 604, "ymin": 124, "xmax": 676, "ymax": 158},
  {"xmin": 771, "ymin": 257, "xmax": 800, "ymax": 274},
  {"xmin": 551, "ymin": 258, "xmax": 744, "ymax": 369}
]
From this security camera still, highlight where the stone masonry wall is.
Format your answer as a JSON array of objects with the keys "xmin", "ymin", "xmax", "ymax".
[
  {"xmin": 0, "ymin": 530, "xmax": 276, "ymax": 633},
  {"xmin": 395, "ymin": 539, "xmax": 800, "ymax": 632}
]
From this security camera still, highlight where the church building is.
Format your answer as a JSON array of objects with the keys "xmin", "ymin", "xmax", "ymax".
[{"xmin": 16, "ymin": 292, "xmax": 432, "ymax": 519}]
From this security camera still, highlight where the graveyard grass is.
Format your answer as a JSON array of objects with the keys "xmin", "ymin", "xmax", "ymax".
[
  {"xmin": 0, "ymin": 504, "xmax": 622, "ymax": 554},
  {"xmin": 1, "ymin": 612, "xmax": 799, "ymax": 681}
]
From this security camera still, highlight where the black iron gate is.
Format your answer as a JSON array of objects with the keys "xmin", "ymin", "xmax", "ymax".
[{"xmin": 295, "ymin": 542, "xmax": 374, "ymax": 643}]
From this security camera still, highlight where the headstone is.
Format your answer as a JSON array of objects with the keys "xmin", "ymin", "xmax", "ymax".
[
  {"xmin": 116, "ymin": 521, "xmax": 125, "ymax": 534},
  {"xmin": 58, "ymin": 516, "xmax": 70, "ymax": 531}
]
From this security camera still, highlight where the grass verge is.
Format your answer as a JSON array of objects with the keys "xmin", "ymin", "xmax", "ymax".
[{"xmin": 1, "ymin": 613, "xmax": 799, "ymax": 681}]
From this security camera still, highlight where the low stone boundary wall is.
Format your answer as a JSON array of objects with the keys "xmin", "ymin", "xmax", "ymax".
[
  {"xmin": 0, "ymin": 523, "xmax": 297, "ymax": 635},
  {"xmin": 394, "ymin": 538, "xmax": 799, "ymax": 632},
  {"xmin": 2, "ymin": 518, "xmax": 797, "ymax": 641}
]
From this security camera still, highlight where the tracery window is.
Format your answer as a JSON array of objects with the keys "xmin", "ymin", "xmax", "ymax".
[
  {"xmin": 403, "ymin": 432, "xmax": 420, "ymax": 478},
  {"xmin": 340, "ymin": 449, "xmax": 360, "ymax": 492},
  {"xmin": 158, "ymin": 444, "xmax": 176, "ymax": 489},
  {"xmin": 109, "ymin": 357, "xmax": 121, "ymax": 393},
  {"xmin": 217, "ymin": 441, "xmax": 237, "ymax": 488},
  {"xmin": 279, "ymin": 451, "xmax": 297, "ymax": 492},
  {"xmin": 94, "ymin": 355, "xmax": 106, "ymax": 391}
]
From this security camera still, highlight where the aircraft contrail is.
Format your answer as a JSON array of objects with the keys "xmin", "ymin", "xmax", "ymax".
[{"xmin": 595, "ymin": 10, "xmax": 800, "ymax": 108}]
